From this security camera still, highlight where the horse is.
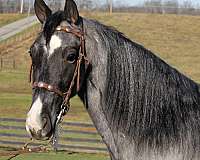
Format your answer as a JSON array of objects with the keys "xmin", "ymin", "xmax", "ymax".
[{"xmin": 26, "ymin": 0, "xmax": 200, "ymax": 159}]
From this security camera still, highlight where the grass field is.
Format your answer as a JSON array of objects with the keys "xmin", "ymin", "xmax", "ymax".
[
  {"xmin": 0, "ymin": 151, "xmax": 109, "ymax": 160},
  {"xmin": 0, "ymin": 14, "xmax": 28, "ymax": 27},
  {"xmin": 0, "ymin": 12, "xmax": 200, "ymax": 159}
]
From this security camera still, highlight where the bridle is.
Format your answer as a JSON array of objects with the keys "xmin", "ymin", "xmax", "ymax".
[
  {"xmin": 30, "ymin": 23, "xmax": 88, "ymax": 125},
  {"xmin": 10, "ymin": 24, "xmax": 89, "ymax": 157}
]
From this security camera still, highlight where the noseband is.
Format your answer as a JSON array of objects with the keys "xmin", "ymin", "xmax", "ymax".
[{"xmin": 30, "ymin": 23, "xmax": 88, "ymax": 125}]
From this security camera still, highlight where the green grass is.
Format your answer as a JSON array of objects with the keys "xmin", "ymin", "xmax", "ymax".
[
  {"xmin": 0, "ymin": 13, "xmax": 28, "ymax": 27},
  {"xmin": 0, "ymin": 128, "xmax": 100, "ymax": 141},
  {"xmin": 0, "ymin": 152, "xmax": 109, "ymax": 160},
  {"xmin": 0, "ymin": 93, "xmax": 31, "ymax": 118},
  {"xmin": 0, "ymin": 71, "xmax": 30, "ymax": 94},
  {"xmin": 0, "ymin": 92, "xmax": 91, "ymax": 121}
]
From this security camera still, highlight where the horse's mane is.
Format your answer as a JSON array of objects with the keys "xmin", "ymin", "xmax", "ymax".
[{"xmin": 86, "ymin": 19, "xmax": 200, "ymax": 152}]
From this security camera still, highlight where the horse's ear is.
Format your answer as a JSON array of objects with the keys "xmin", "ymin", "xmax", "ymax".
[
  {"xmin": 64, "ymin": 0, "xmax": 79, "ymax": 24},
  {"xmin": 34, "ymin": 0, "xmax": 52, "ymax": 24}
]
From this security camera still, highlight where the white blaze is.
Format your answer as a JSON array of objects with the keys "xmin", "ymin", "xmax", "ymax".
[
  {"xmin": 26, "ymin": 96, "xmax": 43, "ymax": 133},
  {"xmin": 49, "ymin": 35, "xmax": 62, "ymax": 57}
]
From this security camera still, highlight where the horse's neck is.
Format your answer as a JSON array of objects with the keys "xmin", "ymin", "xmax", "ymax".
[
  {"xmin": 79, "ymin": 20, "xmax": 120, "ymax": 159},
  {"xmin": 84, "ymin": 78, "xmax": 118, "ymax": 159},
  {"xmin": 80, "ymin": 39, "xmax": 118, "ymax": 154}
]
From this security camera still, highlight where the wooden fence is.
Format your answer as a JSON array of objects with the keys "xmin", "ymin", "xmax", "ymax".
[
  {"xmin": 0, "ymin": 118, "xmax": 108, "ymax": 154},
  {"xmin": 0, "ymin": 24, "xmax": 39, "ymax": 56},
  {"xmin": 0, "ymin": 58, "xmax": 16, "ymax": 70},
  {"xmin": 0, "ymin": 24, "xmax": 39, "ymax": 72}
]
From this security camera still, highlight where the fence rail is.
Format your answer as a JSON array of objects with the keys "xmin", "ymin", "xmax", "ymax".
[
  {"xmin": 0, "ymin": 24, "xmax": 39, "ymax": 72},
  {"xmin": 0, "ymin": 118, "xmax": 108, "ymax": 154},
  {"xmin": 0, "ymin": 57, "xmax": 16, "ymax": 70}
]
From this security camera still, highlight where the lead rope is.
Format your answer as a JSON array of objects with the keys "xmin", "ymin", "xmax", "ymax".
[
  {"xmin": 6, "ymin": 142, "xmax": 49, "ymax": 160},
  {"xmin": 29, "ymin": 63, "xmax": 33, "ymax": 83}
]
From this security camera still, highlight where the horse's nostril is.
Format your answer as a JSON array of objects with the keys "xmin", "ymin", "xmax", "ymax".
[
  {"xmin": 36, "ymin": 129, "xmax": 42, "ymax": 137},
  {"xmin": 29, "ymin": 128, "xmax": 42, "ymax": 139},
  {"xmin": 40, "ymin": 116, "xmax": 52, "ymax": 138},
  {"xmin": 29, "ymin": 128, "xmax": 36, "ymax": 137},
  {"xmin": 29, "ymin": 127, "xmax": 51, "ymax": 140},
  {"xmin": 42, "ymin": 117, "xmax": 48, "ymax": 128},
  {"xmin": 42, "ymin": 116, "xmax": 51, "ymax": 130}
]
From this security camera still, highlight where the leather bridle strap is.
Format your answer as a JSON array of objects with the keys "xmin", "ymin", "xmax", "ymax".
[
  {"xmin": 32, "ymin": 82, "xmax": 64, "ymax": 97},
  {"xmin": 54, "ymin": 24, "xmax": 88, "ymax": 125},
  {"xmin": 29, "ymin": 24, "xmax": 88, "ymax": 124},
  {"xmin": 56, "ymin": 25, "xmax": 84, "ymax": 38}
]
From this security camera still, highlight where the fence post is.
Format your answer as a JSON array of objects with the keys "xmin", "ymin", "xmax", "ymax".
[
  {"xmin": 20, "ymin": 0, "xmax": 24, "ymax": 14},
  {"xmin": 13, "ymin": 59, "xmax": 16, "ymax": 69},
  {"xmin": 0, "ymin": 58, "xmax": 3, "ymax": 70}
]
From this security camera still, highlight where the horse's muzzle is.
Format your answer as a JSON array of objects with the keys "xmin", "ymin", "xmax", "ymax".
[{"xmin": 26, "ymin": 115, "xmax": 52, "ymax": 140}]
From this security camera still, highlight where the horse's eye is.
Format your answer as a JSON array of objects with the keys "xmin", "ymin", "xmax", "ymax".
[{"xmin": 66, "ymin": 53, "xmax": 77, "ymax": 63}]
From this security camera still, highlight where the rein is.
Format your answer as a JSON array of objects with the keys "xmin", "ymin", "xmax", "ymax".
[{"xmin": 30, "ymin": 24, "xmax": 88, "ymax": 125}]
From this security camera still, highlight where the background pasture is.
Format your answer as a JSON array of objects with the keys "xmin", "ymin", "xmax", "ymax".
[
  {"xmin": 0, "ymin": 14, "xmax": 28, "ymax": 27},
  {"xmin": 0, "ymin": 12, "xmax": 200, "ymax": 159}
]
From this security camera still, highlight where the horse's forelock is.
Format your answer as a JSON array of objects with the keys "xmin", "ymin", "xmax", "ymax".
[{"xmin": 43, "ymin": 11, "xmax": 66, "ymax": 43}]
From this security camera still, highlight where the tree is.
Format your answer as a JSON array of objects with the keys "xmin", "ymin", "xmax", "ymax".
[
  {"xmin": 92, "ymin": 0, "xmax": 101, "ymax": 11},
  {"xmin": 144, "ymin": 0, "xmax": 163, "ymax": 13},
  {"xmin": 182, "ymin": 0, "xmax": 193, "ymax": 9},
  {"xmin": 164, "ymin": 0, "xmax": 179, "ymax": 8},
  {"xmin": 163, "ymin": 0, "xmax": 179, "ymax": 14},
  {"xmin": 20, "ymin": 0, "xmax": 24, "ymax": 13},
  {"xmin": 144, "ymin": 0, "xmax": 162, "ymax": 7},
  {"xmin": 0, "ymin": 0, "xmax": 3, "ymax": 13},
  {"xmin": 109, "ymin": 0, "xmax": 112, "ymax": 14},
  {"xmin": 76, "ymin": 0, "xmax": 93, "ymax": 10}
]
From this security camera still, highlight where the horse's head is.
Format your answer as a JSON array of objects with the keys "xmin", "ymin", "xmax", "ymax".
[{"xmin": 26, "ymin": 0, "xmax": 86, "ymax": 140}]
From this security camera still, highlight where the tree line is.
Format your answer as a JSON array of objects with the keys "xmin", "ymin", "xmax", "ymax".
[
  {"xmin": 0, "ymin": 0, "xmax": 199, "ymax": 15},
  {"xmin": 140, "ymin": 0, "xmax": 198, "ymax": 15}
]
